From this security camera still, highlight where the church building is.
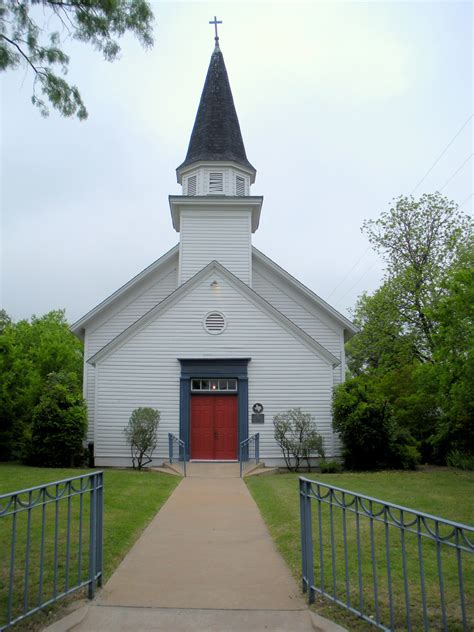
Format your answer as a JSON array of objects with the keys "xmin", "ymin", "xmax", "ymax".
[{"xmin": 71, "ymin": 30, "xmax": 357, "ymax": 467}]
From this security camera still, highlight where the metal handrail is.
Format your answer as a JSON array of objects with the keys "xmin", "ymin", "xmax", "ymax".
[
  {"xmin": 1, "ymin": 471, "xmax": 103, "ymax": 631},
  {"xmin": 239, "ymin": 433, "xmax": 260, "ymax": 477},
  {"xmin": 299, "ymin": 477, "xmax": 474, "ymax": 631},
  {"xmin": 168, "ymin": 433, "xmax": 186, "ymax": 477}
]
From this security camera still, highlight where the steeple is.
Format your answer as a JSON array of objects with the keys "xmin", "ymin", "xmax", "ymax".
[
  {"xmin": 170, "ymin": 23, "xmax": 263, "ymax": 287},
  {"xmin": 176, "ymin": 42, "xmax": 256, "ymax": 181}
]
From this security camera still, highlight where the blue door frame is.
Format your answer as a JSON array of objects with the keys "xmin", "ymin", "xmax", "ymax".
[{"xmin": 178, "ymin": 359, "xmax": 250, "ymax": 461}]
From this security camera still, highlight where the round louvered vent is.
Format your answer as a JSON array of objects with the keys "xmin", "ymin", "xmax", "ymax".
[{"xmin": 204, "ymin": 311, "xmax": 226, "ymax": 335}]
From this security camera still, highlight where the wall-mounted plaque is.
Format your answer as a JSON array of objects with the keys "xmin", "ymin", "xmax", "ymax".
[{"xmin": 252, "ymin": 413, "xmax": 264, "ymax": 424}]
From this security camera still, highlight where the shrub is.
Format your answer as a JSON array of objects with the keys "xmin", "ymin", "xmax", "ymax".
[
  {"xmin": 27, "ymin": 372, "xmax": 87, "ymax": 467},
  {"xmin": 446, "ymin": 450, "xmax": 474, "ymax": 471},
  {"xmin": 273, "ymin": 408, "xmax": 325, "ymax": 472},
  {"xmin": 332, "ymin": 378, "xmax": 420, "ymax": 470},
  {"xmin": 124, "ymin": 407, "xmax": 160, "ymax": 470},
  {"xmin": 319, "ymin": 459, "xmax": 343, "ymax": 473}
]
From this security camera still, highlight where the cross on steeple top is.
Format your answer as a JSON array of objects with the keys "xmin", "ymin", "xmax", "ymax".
[{"xmin": 209, "ymin": 16, "xmax": 222, "ymax": 47}]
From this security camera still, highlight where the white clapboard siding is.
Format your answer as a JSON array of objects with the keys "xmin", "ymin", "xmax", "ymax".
[
  {"xmin": 84, "ymin": 264, "xmax": 178, "ymax": 442},
  {"xmin": 252, "ymin": 260, "xmax": 344, "ymax": 360},
  {"xmin": 252, "ymin": 266, "xmax": 341, "ymax": 353},
  {"xmin": 179, "ymin": 209, "xmax": 252, "ymax": 285},
  {"xmin": 251, "ymin": 262, "xmax": 346, "ymax": 456},
  {"xmin": 93, "ymin": 269, "xmax": 334, "ymax": 464}
]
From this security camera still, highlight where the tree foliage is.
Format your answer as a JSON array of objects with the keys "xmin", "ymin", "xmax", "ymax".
[
  {"xmin": 26, "ymin": 371, "xmax": 87, "ymax": 467},
  {"xmin": 0, "ymin": 309, "xmax": 83, "ymax": 460},
  {"xmin": 333, "ymin": 378, "xmax": 420, "ymax": 470},
  {"xmin": 338, "ymin": 194, "xmax": 473, "ymax": 468},
  {"xmin": 362, "ymin": 192, "xmax": 472, "ymax": 361},
  {"xmin": 123, "ymin": 407, "xmax": 160, "ymax": 470},
  {"xmin": 273, "ymin": 408, "xmax": 325, "ymax": 472},
  {"xmin": 429, "ymin": 242, "xmax": 474, "ymax": 458},
  {"xmin": 0, "ymin": 1, "xmax": 154, "ymax": 119}
]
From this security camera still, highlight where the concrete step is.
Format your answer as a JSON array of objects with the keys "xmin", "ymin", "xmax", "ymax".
[
  {"xmin": 156, "ymin": 462, "xmax": 184, "ymax": 476},
  {"xmin": 244, "ymin": 463, "xmax": 279, "ymax": 477},
  {"xmin": 45, "ymin": 603, "xmax": 345, "ymax": 631}
]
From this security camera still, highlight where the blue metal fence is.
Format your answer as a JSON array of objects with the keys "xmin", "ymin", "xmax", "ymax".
[
  {"xmin": 168, "ymin": 433, "xmax": 186, "ymax": 477},
  {"xmin": 239, "ymin": 433, "xmax": 260, "ymax": 477},
  {"xmin": 299, "ymin": 477, "xmax": 474, "ymax": 631},
  {"xmin": 0, "ymin": 472, "xmax": 103, "ymax": 631}
]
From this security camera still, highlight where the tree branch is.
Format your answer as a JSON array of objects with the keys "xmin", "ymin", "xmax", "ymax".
[{"xmin": 0, "ymin": 34, "xmax": 44, "ymax": 76}]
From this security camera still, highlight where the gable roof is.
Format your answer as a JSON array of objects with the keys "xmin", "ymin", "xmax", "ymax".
[
  {"xmin": 70, "ymin": 244, "xmax": 179, "ymax": 339},
  {"xmin": 176, "ymin": 45, "xmax": 255, "ymax": 175},
  {"xmin": 71, "ymin": 244, "xmax": 357, "ymax": 343},
  {"xmin": 87, "ymin": 260, "xmax": 340, "ymax": 367},
  {"xmin": 252, "ymin": 247, "xmax": 358, "ymax": 340}
]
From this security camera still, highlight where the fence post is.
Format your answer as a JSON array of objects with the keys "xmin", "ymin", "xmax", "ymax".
[
  {"xmin": 96, "ymin": 472, "xmax": 104, "ymax": 588},
  {"xmin": 182, "ymin": 440, "xmax": 187, "ymax": 477},
  {"xmin": 300, "ymin": 478, "xmax": 307, "ymax": 594},
  {"xmin": 88, "ymin": 474, "xmax": 97, "ymax": 599},
  {"xmin": 302, "ymin": 479, "xmax": 315, "ymax": 603}
]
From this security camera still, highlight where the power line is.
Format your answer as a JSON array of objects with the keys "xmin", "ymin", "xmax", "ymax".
[
  {"xmin": 334, "ymin": 260, "xmax": 380, "ymax": 307},
  {"xmin": 439, "ymin": 154, "xmax": 473, "ymax": 192},
  {"xmin": 326, "ymin": 246, "xmax": 371, "ymax": 299},
  {"xmin": 328, "ymin": 116, "xmax": 472, "ymax": 310},
  {"xmin": 460, "ymin": 193, "xmax": 473, "ymax": 208},
  {"xmin": 411, "ymin": 114, "xmax": 473, "ymax": 195}
]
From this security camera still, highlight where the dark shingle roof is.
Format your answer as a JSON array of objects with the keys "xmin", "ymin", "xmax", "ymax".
[{"xmin": 177, "ymin": 46, "xmax": 255, "ymax": 174}]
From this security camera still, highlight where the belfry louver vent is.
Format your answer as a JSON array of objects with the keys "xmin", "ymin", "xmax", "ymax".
[
  {"xmin": 204, "ymin": 311, "xmax": 226, "ymax": 334},
  {"xmin": 236, "ymin": 175, "xmax": 245, "ymax": 196},
  {"xmin": 209, "ymin": 172, "xmax": 223, "ymax": 193},
  {"xmin": 187, "ymin": 175, "xmax": 197, "ymax": 196}
]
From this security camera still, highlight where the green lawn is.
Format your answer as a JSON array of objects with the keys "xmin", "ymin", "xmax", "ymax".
[
  {"xmin": 246, "ymin": 469, "xmax": 474, "ymax": 632},
  {"xmin": 0, "ymin": 464, "xmax": 180, "ymax": 630}
]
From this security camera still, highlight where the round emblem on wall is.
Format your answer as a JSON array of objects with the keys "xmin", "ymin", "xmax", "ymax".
[{"xmin": 252, "ymin": 403, "xmax": 264, "ymax": 414}]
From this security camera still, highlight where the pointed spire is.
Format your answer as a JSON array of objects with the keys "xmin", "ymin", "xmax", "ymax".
[{"xmin": 177, "ymin": 43, "xmax": 256, "ymax": 175}]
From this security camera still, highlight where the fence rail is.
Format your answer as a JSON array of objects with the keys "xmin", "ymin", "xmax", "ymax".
[
  {"xmin": 240, "ymin": 433, "xmax": 260, "ymax": 477},
  {"xmin": 168, "ymin": 433, "xmax": 186, "ymax": 477},
  {"xmin": 299, "ymin": 477, "xmax": 474, "ymax": 632},
  {"xmin": 0, "ymin": 471, "xmax": 103, "ymax": 631}
]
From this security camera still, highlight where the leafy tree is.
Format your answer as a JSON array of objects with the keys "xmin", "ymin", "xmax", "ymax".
[
  {"xmin": 27, "ymin": 371, "xmax": 87, "ymax": 467},
  {"xmin": 0, "ymin": 309, "xmax": 83, "ymax": 460},
  {"xmin": 332, "ymin": 378, "xmax": 420, "ymax": 470},
  {"xmin": 0, "ymin": 309, "xmax": 11, "ymax": 332},
  {"xmin": 347, "ymin": 281, "xmax": 417, "ymax": 375},
  {"xmin": 362, "ymin": 193, "xmax": 472, "ymax": 361},
  {"xmin": 429, "ymin": 242, "xmax": 474, "ymax": 459},
  {"xmin": 0, "ymin": 1, "xmax": 154, "ymax": 119},
  {"xmin": 341, "ymin": 195, "xmax": 473, "ymax": 465},
  {"xmin": 124, "ymin": 407, "xmax": 160, "ymax": 470},
  {"xmin": 273, "ymin": 408, "xmax": 325, "ymax": 472},
  {"xmin": 378, "ymin": 363, "xmax": 439, "ymax": 462}
]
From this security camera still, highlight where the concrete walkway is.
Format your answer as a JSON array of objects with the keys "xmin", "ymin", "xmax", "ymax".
[{"xmin": 46, "ymin": 464, "xmax": 345, "ymax": 631}]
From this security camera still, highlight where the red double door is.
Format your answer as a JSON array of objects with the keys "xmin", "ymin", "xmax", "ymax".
[{"xmin": 190, "ymin": 395, "xmax": 238, "ymax": 460}]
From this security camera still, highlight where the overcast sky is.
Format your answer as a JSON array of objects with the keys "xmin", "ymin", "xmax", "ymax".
[{"xmin": 1, "ymin": 1, "xmax": 472, "ymax": 324}]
